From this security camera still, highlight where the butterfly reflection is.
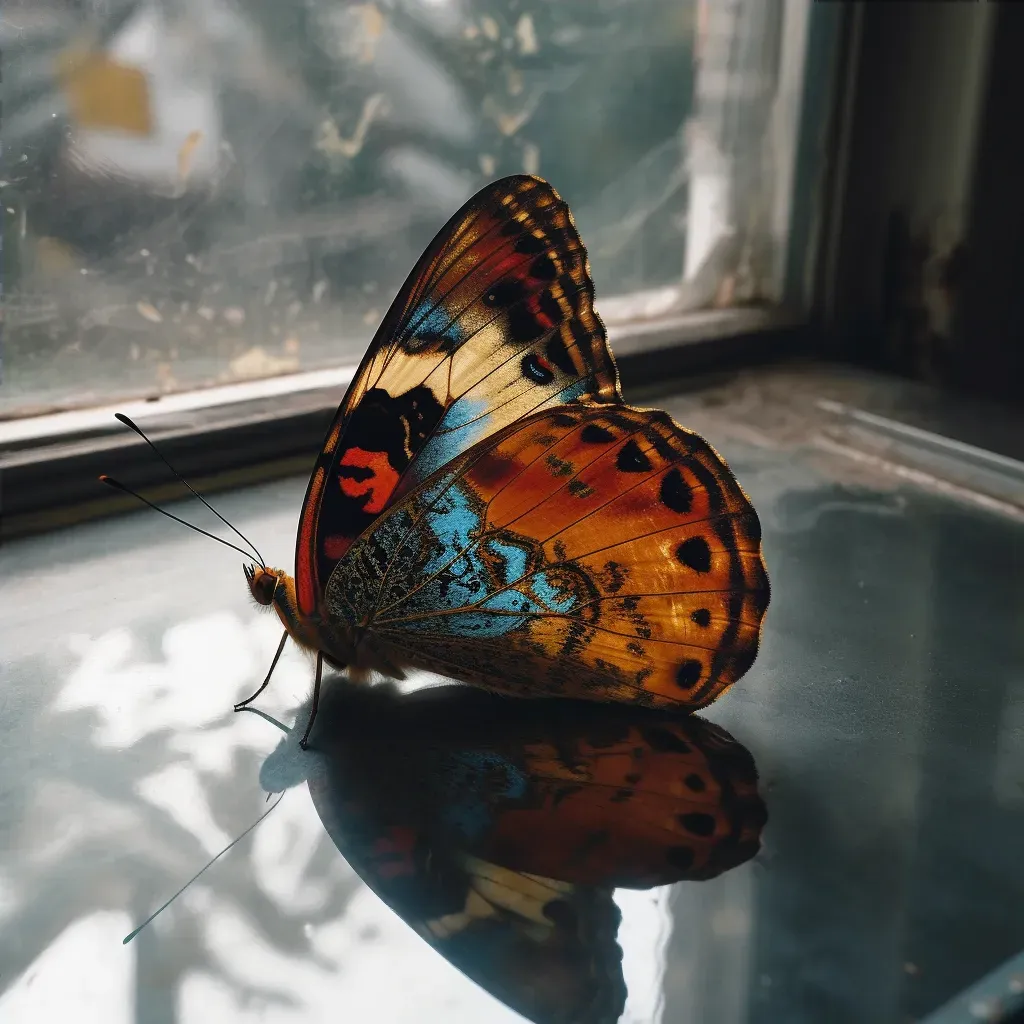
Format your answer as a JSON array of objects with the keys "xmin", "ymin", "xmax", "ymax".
[{"xmin": 263, "ymin": 677, "xmax": 766, "ymax": 1024}]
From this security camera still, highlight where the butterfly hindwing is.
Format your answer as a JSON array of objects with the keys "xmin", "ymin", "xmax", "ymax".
[
  {"xmin": 327, "ymin": 403, "xmax": 769, "ymax": 709},
  {"xmin": 295, "ymin": 175, "xmax": 620, "ymax": 616},
  {"xmin": 453, "ymin": 713, "xmax": 766, "ymax": 888}
]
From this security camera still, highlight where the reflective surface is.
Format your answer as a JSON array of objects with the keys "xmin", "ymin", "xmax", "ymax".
[
  {"xmin": 1, "ymin": 0, "xmax": 798, "ymax": 416},
  {"xmin": 283, "ymin": 681, "xmax": 762, "ymax": 1024},
  {"xmin": 2, "ymin": 374, "xmax": 1023, "ymax": 1022}
]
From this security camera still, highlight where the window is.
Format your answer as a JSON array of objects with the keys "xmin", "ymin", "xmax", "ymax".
[{"xmin": 2, "ymin": 0, "xmax": 821, "ymax": 422}]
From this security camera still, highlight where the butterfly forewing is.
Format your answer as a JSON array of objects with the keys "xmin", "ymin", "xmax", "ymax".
[
  {"xmin": 326, "ymin": 403, "xmax": 769, "ymax": 709},
  {"xmin": 295, "ymin": 176, "xmax": 619, "ymax": 616}
]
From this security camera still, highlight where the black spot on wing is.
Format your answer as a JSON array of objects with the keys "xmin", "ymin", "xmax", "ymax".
[
  {"xmin": 484, "ymin": 279, "xmax": 526, "ymax": 308},
  {"xmin": 676, "ymin": 659, "xmax": 703, "ymax": 689},
  {"xmin": 679, "ymin": 812, "xmax": 716, "ymax": 837},
  {"xmin": 337, "ymin": 463, "xmax": 374, "ymax": 483},
  {"xmin": 507, "ymin": 306, "xmax": 546, "ymax": 344},
  {"xmin": 660, "ymin": 468, "xmax": 693, "ymax": 514},
  {"xmin": 676, "ymin": 536, "xmax": 712, "ymax": 573},
  {"xmin": 616, "ymin": 440, "xmax": 651, "ymax": 473},
  {"xmin": 521, "ymin": 353, "xmax": 555, "ymax": 384},
  {"xmin": 581, "ymin": 424, "xmax": 615, "ymax": 445},
  {"xmin": 514, "ymin": 232, "xmax": 546, "ymax": 255},
  {"xmin": 530, "ymin": 253, "xmax": 558, "ymax": 281},
  {"xmin": 691, "ymin": 608, "xmax": 712, "ymax": 628}
]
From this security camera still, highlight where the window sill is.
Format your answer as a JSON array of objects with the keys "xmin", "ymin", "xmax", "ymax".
[{"xmin": 0, "ymin": 306, "xmax": 807, "ymax": 539}]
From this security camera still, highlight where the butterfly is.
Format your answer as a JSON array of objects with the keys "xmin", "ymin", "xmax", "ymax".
[
  {"xmin": 292, "ymin": 676, "xmax": 766, "ymax": 1024},
  {"xmin": 104, "ymin": 173, "xmax": 767, "ymax": 747}
]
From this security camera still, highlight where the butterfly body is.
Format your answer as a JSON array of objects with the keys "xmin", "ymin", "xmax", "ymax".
[
  {"xmin": 245, "ymin": 563, "xmax": 407, "ymax": 681},
  {"xmin": 242, "ymin": 175, "xmax": 769, "ymax": 737},
  {"xmin": 245, "ymin": 565, "xmax": 322, "ymax": 651}
]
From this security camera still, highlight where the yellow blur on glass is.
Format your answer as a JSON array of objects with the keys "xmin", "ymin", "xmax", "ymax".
[{"xmin": 59, "ymin": 48, "xmax": 153, "ymax": 136}]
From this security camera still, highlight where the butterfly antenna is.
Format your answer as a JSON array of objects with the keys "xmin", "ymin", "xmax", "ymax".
[
  {"xmin": 123, "ymin": 791, "xmax": 286, "ymax": 944},
  {"xmin": 100, "ymin": 475, "xmax": 259, "ymax": 563},
  {"xmin": 112, "ymin": 413, "xmax": 267, "ymax": 567}
]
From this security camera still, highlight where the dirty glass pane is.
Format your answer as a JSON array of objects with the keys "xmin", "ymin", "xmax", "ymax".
[
  {"xmin": 3, "ymin": 371, "xmax": 1023, "ymax": 1022},
  {"xmin": 1, "ymin": 0, "xmax": 807, "ymax": 417}
]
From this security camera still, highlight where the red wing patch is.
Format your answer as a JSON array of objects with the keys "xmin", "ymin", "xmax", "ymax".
[{"xmin": 338, "ymin": 448, "xmax": 402, "ymax": 514}]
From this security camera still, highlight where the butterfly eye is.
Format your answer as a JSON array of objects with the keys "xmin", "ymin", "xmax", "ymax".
[{"xmin": 247, "ymin": 567, "xmax": 278, "ymax": 606}]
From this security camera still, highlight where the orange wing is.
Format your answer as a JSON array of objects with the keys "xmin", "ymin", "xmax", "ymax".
[
  {"xmin": 476, "ymin": 714, "xmax": 765, "ymax": 888},
  {"xmin": 329, "ymin": 403, "xmax": 770, "ymax": 709}
]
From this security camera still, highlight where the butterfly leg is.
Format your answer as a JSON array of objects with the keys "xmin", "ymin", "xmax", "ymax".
[
  {"xmin": 234, "ymin": 630, "xmax": 288, "ymax": 711},
  {"xmin": 299, "ymin": 652, "xmax": 324, "ymax": 750}
]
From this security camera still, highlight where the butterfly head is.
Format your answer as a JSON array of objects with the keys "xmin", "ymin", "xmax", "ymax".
[
  {"xmin": 245, "ymin": 564, "xmax": 324, "ymax": 656},
  {"xmin": 245, "ymin": 564, "xmax": 283, "ymax": 606}
]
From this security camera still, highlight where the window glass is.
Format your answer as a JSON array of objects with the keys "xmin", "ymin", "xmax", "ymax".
[{"xmin": 1, "ymin": 0, "xmax": 806, "ymax": 416}]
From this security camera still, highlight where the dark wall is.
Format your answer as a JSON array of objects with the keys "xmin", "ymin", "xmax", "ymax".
[
  {"xmin": 951, "ymin": 4, "xmax": 1024, "ymax": 405},
  {"xmin": 819, "ymin": 1, "xmax": 1024, "ymax": 407}
]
